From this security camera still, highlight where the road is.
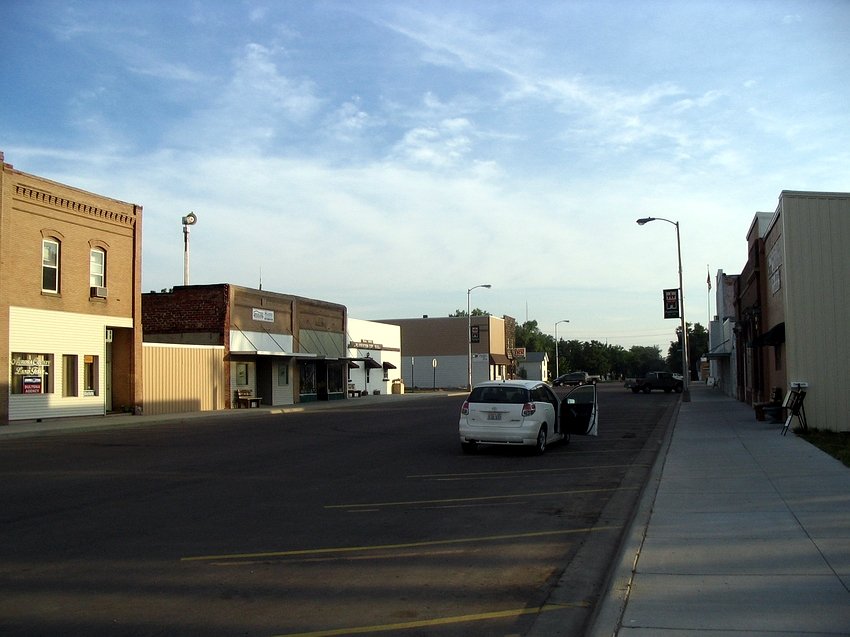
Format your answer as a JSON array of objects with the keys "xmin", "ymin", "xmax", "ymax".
[{"xmin": 0, "ymin": 384, "xmax": 678, "ymax": 636}]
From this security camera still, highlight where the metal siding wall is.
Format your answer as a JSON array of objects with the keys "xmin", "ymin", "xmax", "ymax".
[
  {"xmin": 783, "ymin": 194, "xmax": 850, "ymax": 431},
  {"xmin": 143, "ymin": 344, "xmax": 226, "ymax": 415},
  {"xmin": 9, "ymin": 306, "xmax": 128, "ymax": 420},
  {"xmin": 402, "ymin": 355, "xmax": 466, "ymax": 389}
]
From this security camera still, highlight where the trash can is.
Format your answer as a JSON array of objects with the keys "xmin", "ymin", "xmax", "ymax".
[{"xmin": 392, "ymin": 379, "xmax": 404, "ymax": 395}]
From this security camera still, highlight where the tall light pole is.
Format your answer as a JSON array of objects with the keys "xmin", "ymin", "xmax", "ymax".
[
  {"xmin": 554, "ymin": 319, "xmax": 569, "ymax": 380},
  {"xmin": 181, "ymin": 212, "xmax": 198, "ymax": 286},
  {"xmin": 637, "ymin": 216, "xmax": 690, "ymax": 402},
  {"xmin": 467, "ymin": 284, "xmax": 492, "ymax": 390}
]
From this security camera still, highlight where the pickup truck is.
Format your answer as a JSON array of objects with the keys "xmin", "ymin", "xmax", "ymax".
[{"xmin": 627, "ymin": 372, "xmax": 683, "ymax": 394}]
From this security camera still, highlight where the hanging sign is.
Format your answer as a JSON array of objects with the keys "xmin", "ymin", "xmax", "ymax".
[{"xmin": 663, "ymin": 288, "xmax": 680, "ymax": 319}]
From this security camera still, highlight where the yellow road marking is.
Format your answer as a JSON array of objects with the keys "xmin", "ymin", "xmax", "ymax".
[
  {"xmin": 325, "ymin": 485, "xmax": 639, "ymax": 509},
  {"xmin": 180, "ymin": 526, "xmax": 620, "ymax": 562},
  {"xmin": 271, "ymin": 602, "xmax": 589, "ymax": 636}
]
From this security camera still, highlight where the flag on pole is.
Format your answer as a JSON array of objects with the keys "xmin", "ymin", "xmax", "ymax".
[{"xmin": 707, "ymin": 265, "xmax": 711, "ymax": 291}]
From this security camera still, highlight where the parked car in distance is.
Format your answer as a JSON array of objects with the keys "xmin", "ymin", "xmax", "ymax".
[
  {"xmin": 553, "ymin": 371, "xmax": 591, "ymax": 386},
  {"xmin": 627, "ymin": 371, "xmax": 683, "ymax": 393},
  {"xmin": 459, "ymin": 379, "xmax": 598, "ymax": 455}
]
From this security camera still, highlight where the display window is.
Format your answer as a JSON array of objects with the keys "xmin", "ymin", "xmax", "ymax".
[{"xmin": 11, "ymin": 353, "xmax": 54, "ymax": 394}]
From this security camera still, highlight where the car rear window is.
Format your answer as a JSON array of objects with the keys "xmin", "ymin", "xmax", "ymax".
[{"xmin": 469, "ymin": 386, "xmax": 530, "ymax": 404}]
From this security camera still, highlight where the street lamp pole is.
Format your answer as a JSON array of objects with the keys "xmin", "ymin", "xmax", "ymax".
[
  {"xmin": 467, "ymin": 284, "xmax": 492, "ymax": 390},
  {"xmin": 181, "ymin": 212, "xmax": 198, "ymax": 286},
  {"xmin": 636, "ymin": 216, "xmax": 690, "ymax": 402},
  {"xmin": 554, "ymin": 319, "xmax": 569, "ymax": 380}
]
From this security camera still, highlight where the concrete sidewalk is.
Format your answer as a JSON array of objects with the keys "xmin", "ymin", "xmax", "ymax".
[{"xmin": 592, "ymin": 382, "xmax": 850, "ymax": 636}]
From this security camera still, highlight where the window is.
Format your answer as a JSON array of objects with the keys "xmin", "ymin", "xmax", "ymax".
[
  {"xmin": 90, "ymin": 248, "xmax": 105, "ymax": 287},
  {"xmin": 63, "ymin": 355, "xmax": 79, "ymax": 397},
  {"xmin": 42, "ymin": 239, "xmax": 60, "ymax": 293},
  {"xmin": 300, "ymin": 362, "xmax": 317, "ymax": 395},
  {"xmin": 277, "ymin": 363, "xmax": 290, "ymax": 386},
  {"xmin": 235, "ymin": 363, "xmax": 248, "ymax": 386},
  {"xmin": 11, "ymin": 353, "xmax": 54, "ymax": 394},
  {"xmin": 84, "ymin": 355, "xmax": 99, "ymax": 396}
]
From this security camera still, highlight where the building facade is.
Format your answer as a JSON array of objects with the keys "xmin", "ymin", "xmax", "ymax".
[
  {"xmin": 346, "ymin": 318, "xmax": 402, "ymax": 396},
  {"xmin": 143, "ymin": 284, "xmax": 347, "ymax": 407},
  {"xmin": 712, "ymin": 191, "xmax": 850, "ymax": 432},
  {"xmin": 380, "ymin": 315, "xmax": 516, "ymax": 389},
  {"xmin": 0, "ymin": 153, "xmax": 143, "ymax": 423}
]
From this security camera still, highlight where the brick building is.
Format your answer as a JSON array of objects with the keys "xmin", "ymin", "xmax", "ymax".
[
  {"xmin": 0, "ymin": 152, "xmax": 143, "ymax": 423},
  {"xmin": 142, "ymin": 284, "xmax": 348, "ymax": 406}
]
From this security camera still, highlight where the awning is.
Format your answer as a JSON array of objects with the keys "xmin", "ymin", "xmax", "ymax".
[
  {"xmin": 382, "ymin": 361, "xmax": 397, "ymax": 370},
  {"xmin": 705, "ymin": 351, "xmax": 731, "ymax": 359},
  {"xmin": 230, "ymin": 350, "xmax": 315, "ymax": 358},
  {"xmin": 754, "ymin": 322, "xmax": 785, "ymax": 347},
  {"xmin": 490, "ymin": 354, "xmax": 510, "ymax": 365},
  {"xmin": 364, "ymin": 357, "xmax": 383, "ymax": 370},
  {"xmin": 348, "ymin": 361, "xmax": 360, "ymax": 369}
]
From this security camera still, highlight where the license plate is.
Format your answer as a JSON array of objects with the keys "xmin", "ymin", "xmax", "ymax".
[{"xmin": 487, "ymin": 412, "xmax": 502, "ymax": 421}]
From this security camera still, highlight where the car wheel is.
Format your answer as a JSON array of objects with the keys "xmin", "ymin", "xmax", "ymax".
[
  {"xmin": 631, "ymin": 387, "xmax": 640, "ymax": 393},
  {"xmin": 642, "ymin": 386, "xmax": 652, "ymax": 394},
  {"xmin": 461, "ymin": 441, "xmax": 477, "ymax": 454},
  {"xmin": 534, "ymin": 425, "xmax": 547, "ymax": 455},
  {"xmin": 674, "ymin": 384, "xmax": 683, "ymax": 393}
]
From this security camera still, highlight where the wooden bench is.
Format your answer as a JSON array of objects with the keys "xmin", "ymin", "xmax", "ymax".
[
  {"xmin": 348, "ymin": 384, "xmax": 365, "ymax": 398},
  {"xmin": 235, "ymin": 389, "xmax": 262, "ymax": 408}
]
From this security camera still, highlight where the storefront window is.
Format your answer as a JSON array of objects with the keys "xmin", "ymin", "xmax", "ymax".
[
  {"xmin": 84, "ymin": 355, "xmax": 99, "ymax": 396},
  {"xmin": 11, "ymin": 353, "xmax": 54, "ymax": 394},
  {"xmin": 63, "ymin": 354, "xmax": 78, "ymax": 397},
  {"xmin": 300, "ymin": 362, "xmax": 316, "ymax": 395}
]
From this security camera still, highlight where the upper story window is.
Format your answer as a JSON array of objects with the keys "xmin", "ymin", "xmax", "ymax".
[
  {"xmin": 42, "ymin": 239, "xmax": 60, "ymax": 293},
  {"xmin": 90, "ymin": 248, "xmax": 106, "ymax": 287}
]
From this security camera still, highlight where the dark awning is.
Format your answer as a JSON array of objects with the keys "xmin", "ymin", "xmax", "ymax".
[
  {"xmin": 490, "ymin": 354, "xmax": 510, "ymax": 365},
  {"xmin": 382, "ymin": 361, "xmax": 397, "ymax": 370},
  {"xmin": 754, "ymin": 322, "xmax": 785, "ymax": 347},
  {"xmin": 364, "ymin": 357, "xmax": 382, "ymax": 370}
]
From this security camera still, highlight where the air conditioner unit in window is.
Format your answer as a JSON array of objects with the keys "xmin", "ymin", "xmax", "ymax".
[{"xmin": 90, "ymin": 286, "xmax": 108, "ymax": 299}]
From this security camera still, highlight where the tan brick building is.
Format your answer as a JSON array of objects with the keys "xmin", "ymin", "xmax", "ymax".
[
  {"xmin": 0, "ymin": 152, "xmax": 143, "ymax": 423},
  {"xmin": 143, "ymin": 284, "xmax": 348, "ymax": 407}
]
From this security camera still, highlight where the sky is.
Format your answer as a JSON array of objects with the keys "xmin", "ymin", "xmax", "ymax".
[{"xmin": 2, "ymin": 1, "xmax": 848, "ymax": 349}]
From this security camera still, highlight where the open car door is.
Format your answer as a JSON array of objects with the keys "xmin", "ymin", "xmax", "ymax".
[{"xmin": 560, "ymin": 383, "xmax": 598, "ymax": 436}]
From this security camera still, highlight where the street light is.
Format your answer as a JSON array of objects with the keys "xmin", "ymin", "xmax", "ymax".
[
  {"xmin": 636, "ymin": 216, "xmax": 690, "ymax": 402},
  {"xmin": 181, "ymin": 212, "xmax": 198, "ymax": 286},
  {"xmin": 554, "ymin": 319, "xmax": 570, "ymax": 380},
  {"xmin": 467, "ymin": 284, "xmax": 492, "ymax": 390}
]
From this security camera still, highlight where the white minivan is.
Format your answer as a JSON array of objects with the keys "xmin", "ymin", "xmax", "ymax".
[{"xmin": 459, "ymin": 379, "xmax": 598, "ymax": 454}]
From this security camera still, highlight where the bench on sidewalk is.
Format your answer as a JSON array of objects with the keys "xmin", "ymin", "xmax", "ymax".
[{"xmin": 234, "ymin": 389, "xmax": 262, "ymax": 408}]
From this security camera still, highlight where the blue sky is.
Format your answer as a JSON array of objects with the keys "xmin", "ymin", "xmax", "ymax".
[{"xmin": 3, "ymin": 1, "xmax": 848, "ymax": 348}]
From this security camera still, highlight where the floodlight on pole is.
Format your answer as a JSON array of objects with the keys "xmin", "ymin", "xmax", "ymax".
[
  {"xmin": 554, "ymin": 319, "xmax": 569, "ymax": 380},
  {"xmin": 636, "ymin": 216, "xmax": 690, "ymax": 402},
  {"xmin": 181, "ymin": 212, "xmax": 198, "ymax": 286},
  {"xmin": 467, "ymin": 284, "xmax": 492, "ymax": 390}
]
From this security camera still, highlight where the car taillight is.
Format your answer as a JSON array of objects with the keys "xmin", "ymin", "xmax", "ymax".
[
  {"xmin": 522, "ymin": 402, "xmax": 536, "ymax": 417},
  {"xmin": 461, "ymin": 401, "xmax": 470, "ymax": 416}
]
